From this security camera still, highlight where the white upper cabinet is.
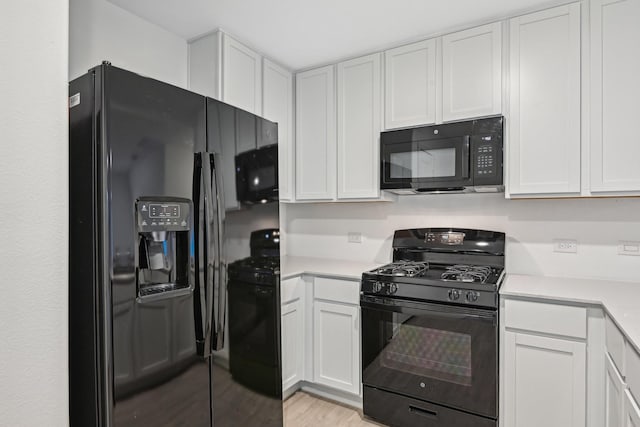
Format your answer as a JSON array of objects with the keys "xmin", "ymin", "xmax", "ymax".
[
  {"xmin": 221, "ymin": 33, "xmax": 262, "ymax": 115},
  {"xmin": 589, "ymin": 0, "xmax": 640, "ymax": 193},
  {"xmin": 384, "ymin": 39, "xmax": 437, "ymax": 129},
  {"xmin": 295, "ymin": 65, "xmax": 337, "ymax": 201},
  {"xmin": 442, "ymin": 23, "xmax": 502, "ymax": 122},
  {"xmin": 188, "ymin": 32, "xmax": 222, "ymax": 99},
  {"xmin": 262, "ymin": 58, "xmax": 294, "ymax": 201},
  {"xmin": 337, "ymin": 53, "xmax": 382, "ymax": 199},
  {"xmin": 508, "ymin": 3, "xmax": 581, "ymax": 196}
]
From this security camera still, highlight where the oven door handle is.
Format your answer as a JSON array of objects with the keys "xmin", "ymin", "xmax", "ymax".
[{"xmin": 360, "ymin": 297, "xmax": 497, "ymax": 321}]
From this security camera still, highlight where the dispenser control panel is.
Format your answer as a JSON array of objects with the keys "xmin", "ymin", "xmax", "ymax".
[{"xmin": 136, "ymin": 198, "xmax": 191, "ymax": 232}]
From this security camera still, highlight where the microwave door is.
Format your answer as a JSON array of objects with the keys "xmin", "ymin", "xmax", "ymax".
[{"xmin": 382, "ymin": 136, "xmax": 470, "ymax": 190}]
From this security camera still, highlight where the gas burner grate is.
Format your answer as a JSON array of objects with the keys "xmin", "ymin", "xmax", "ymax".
[
  {"xmin": 441, "ymin": 265, "xmax": 493, "ymax": 283},
  {"xmin": 375, "ymin": 261, "xmax": 429, "ymax": 277}
]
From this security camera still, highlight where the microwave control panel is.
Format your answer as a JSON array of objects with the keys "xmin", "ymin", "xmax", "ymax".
[{"xmin": 472, "ymin": 134, "xmax": 503, "ymax": 186}]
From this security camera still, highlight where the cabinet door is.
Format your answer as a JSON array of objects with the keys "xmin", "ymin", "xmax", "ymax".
[
  {"xmin": 282, "ymin": 299, "xmax": 303, "ymax": 391},
  {"xmin": 625, "ymin": 390, "xmax": 640, "ymax": 427},
  {"xmin": 384, "ymin": 39, "xmax": 437, "ymax": 129},
  {"xmin": 590, "ymin": 0, "xmax": 640, "ymax": 193},
  {"xmin": 442, "ymin": 22, "xmax": 502, "ymax": 122},
  {"xmin": 222, "ymin": 33, "xmax": 262, "ymax": 115},
  {"xmin": 337, "ymin": 53, "xmax": 381, "ymax": 199},
  {"xmin": 607, "ymin": 353, "xmax": 626, "ymax": 427},
  {"xmin": 504, "ymin": 331, "xmax": 586, "ymax": 427},
  {"xmin": 188, "ymin": 32, "xmax": 221, "ymax": 99},
  {"xmin": 295, "ymin": 66, "xmax": 336, "ymax": 200},
  {"xmin": 263, "ymin": 58, "xmax": 294, "ymax": 200},
  {"xmin": 508, "ymin": 3, "xmax": 581, "ymax": 196},
  {"xmin": 313, "ymin": 301, "xmax": 359, "ymax": 395}
]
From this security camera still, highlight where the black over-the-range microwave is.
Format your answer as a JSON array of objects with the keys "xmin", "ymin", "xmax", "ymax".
[{"xmin": 380, "ymin": 116, "xmax": 504, "ymax": 194}]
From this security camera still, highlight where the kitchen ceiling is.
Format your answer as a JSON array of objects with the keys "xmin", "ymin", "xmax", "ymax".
[{"xmin": 107, "ymin": 0, "xmax": 565, "ymax": 71}]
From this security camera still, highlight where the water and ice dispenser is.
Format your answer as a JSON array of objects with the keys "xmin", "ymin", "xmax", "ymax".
[{"xmin": 136, "ymin": 197, "xmax": 191, "ymax": 297}]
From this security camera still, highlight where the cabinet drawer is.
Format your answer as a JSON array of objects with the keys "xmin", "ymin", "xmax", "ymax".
[
  {"xmin": 281, "ymin": 277, "xmax": 304, "ymax": 305},
  {"xmin": 627, "ymin": 344, "xmax": 640, "ymax": 403},
  {"xmin": 504, "ymin": 299, "xmax": 586, "ymax": 339},
  {"xmin": 607, "ymin": 315, "xmax": 627, "ymax": 376},
  {"xmin": 313, "ymin": 277, "xmax": 360, "ymax": 305}
]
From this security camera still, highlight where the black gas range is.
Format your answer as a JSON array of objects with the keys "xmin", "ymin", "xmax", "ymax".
[
  {"xmin": 227, "ymin": 229, "xmax": 282, "ymax": 398},
  {"xmin": 361, "ymin": 228, "xmax": 505, "ymax": 427}
]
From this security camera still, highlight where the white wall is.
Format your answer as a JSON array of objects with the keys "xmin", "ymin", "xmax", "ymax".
[
  {"xmin": 69, "ymin": 0, "xmax": 188, "ymax": 88},
  {"xmin": 0, "ymin": 1, "xmax": 69, "ymax": 426},
  {"xmin": 283, "ymin": 195, "xmax": 640, "ymax": 282}
]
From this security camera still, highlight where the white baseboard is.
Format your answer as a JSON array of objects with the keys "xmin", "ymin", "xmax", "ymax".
[{"xmin": 299, "ymin": 382, "xmax": 363, "ymax": 409}]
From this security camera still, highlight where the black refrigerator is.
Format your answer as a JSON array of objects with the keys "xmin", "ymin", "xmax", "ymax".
[{"xmin": 69, "ymin": 63, "xmax": 283, "ymax": 426}]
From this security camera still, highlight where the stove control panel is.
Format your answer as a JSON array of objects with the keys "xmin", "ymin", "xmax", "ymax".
[
  {"xmin": 371, "ymin": 281, "xmax": 398, "ymax": 295},
  {"xmin": 361, "ymin": 277, "xmax": 498, "ymax": 309}
]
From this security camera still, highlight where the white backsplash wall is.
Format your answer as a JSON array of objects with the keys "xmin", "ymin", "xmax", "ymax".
[{"xmin": 283, "ymin": 194, "xmax": 640, "ymax": 282}]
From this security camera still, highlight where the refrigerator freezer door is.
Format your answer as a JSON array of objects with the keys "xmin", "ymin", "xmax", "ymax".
[{"xmin": 104, "ymin": 66, "xmax": 211, "ymax": 427}]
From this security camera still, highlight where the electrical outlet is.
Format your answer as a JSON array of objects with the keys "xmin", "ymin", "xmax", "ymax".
[
  {"xmin": 348, "ymin": 232, "xmax": 362, "ymax": 243},
  {"xmin": 618, "ymin": 241, "xmax": 640, "ymax": 256},
  {"xmin": 553, "ymin": 239, "xmax": 577, "ymax": 253}
]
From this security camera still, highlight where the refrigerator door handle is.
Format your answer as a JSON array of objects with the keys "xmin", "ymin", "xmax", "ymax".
[
  {"xmin": 193, "ymin": 152, "xmax": 211, "ymax": 357},
  {"xmin": 202, "ymin": 154, "xmax": 217, "ymax": 356},
  {"xmin": 210, "ymin": 152, "xmax": 226, "ymax": 351}
]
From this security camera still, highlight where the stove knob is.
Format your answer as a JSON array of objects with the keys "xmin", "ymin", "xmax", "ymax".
[
  {"xmin": 373, "ymin": 281, "xmax": 383, "ymax": 293},
  {"xmin": 448, "ymin": 289, "xmax": 460, "ymax": 301},
  {"xmin": 389, "ymin": 283, "xmax": 398, "ymax": 294},
  {"xmin": 466, "ymin": 291, "xmax": 479, "ymax": 303}
]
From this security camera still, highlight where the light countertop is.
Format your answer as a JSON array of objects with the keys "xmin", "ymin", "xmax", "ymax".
[
  {"xmin": 278, "ymin": 257, "xmax": 640, "ymax": 354},
  {"xmin": 502, "ymin": 274, "xmax": 640, "ymax": 354},
  {"xmin": 281, "ymin": 255, "xmax": 379, "ymax": 281}
]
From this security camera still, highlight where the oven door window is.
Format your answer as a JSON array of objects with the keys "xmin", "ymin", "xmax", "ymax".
[
  {"xmin": 381, "ymin": 136, "xmax": 470, "ymax": 189},
  {"xmin": 361, "ymin": 299, "xmax": 497, "ymax": 418},
  {"xmin": 381, "ymin": 321, "xmax": 472, "ymax": 386}
]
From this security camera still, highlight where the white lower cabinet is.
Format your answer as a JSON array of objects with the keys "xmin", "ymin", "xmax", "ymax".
[
  {"xmin": 280, "ymin": 274, "xmax": 361, "ymax": 399},
  {"xmin": 625, "ymin": 389, "xmax": 640, "ymax": 426},
  {"xmin": 281, "ymin": 277, "xmax": 305, "ymax": 392},
  {"xmin": 607, "ymin": 353, "xmax": 626, "ymax": 427},
  {"xmin": 502, "ymin": 298, "xmax": 591, "ymax": 427},
  {"xmin": 313, "ymin": 301, "xmax": 360, "ymax": 395},
  {"xmin": 504, "ymin": 331, "xmax": 586, "ymax": 427},
  {"xmin": 282, "ymin": 298, "xmax": 304, "ymax": 391},
  {"xmin": 622, "ymin": 390, "xmax": 640, "ymax": 427}
]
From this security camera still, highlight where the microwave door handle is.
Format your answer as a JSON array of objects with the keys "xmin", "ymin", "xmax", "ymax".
[
  {"xmin": 210, "ymin": 152, "xmax": 227, "ymax": 351},
  {"xmin": 192, "ymin": 153, "xmax": 209, "ymax": 357},
  {"xmin": 462, "ymin": 135, "xmax": 471, "ymax": 179}
]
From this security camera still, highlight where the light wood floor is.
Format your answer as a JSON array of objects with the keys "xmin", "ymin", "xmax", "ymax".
[{"xmin": 284, "ymin": 392, "xmax": 384, "ymax": 427}]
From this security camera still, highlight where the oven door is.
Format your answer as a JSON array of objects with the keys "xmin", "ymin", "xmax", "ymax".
[
  {"xmin": 361, "ymin": 296, "xmax": 497, "ymax": 418},
  {"xmin": 381, "ymin": 135, "xmax": 471, "ymax": 191}
]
